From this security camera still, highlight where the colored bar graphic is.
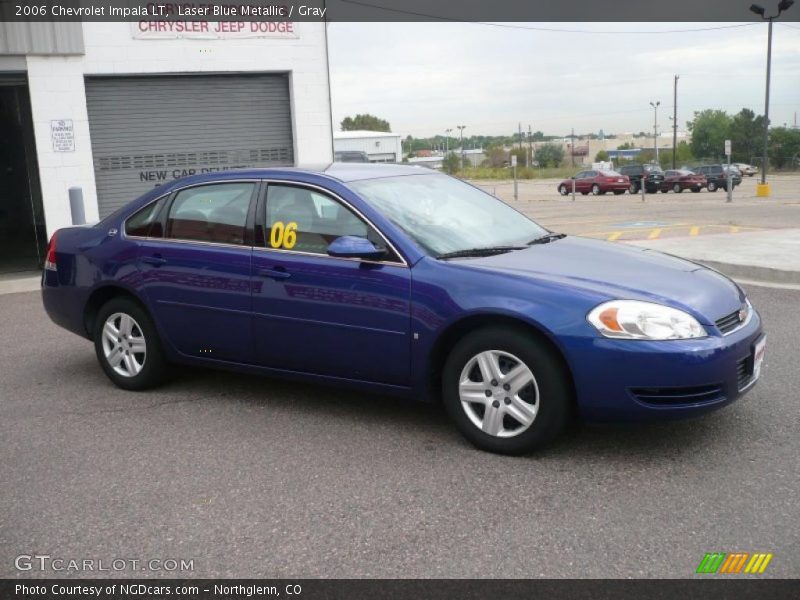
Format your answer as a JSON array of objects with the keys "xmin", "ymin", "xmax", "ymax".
[{"xmin": 698, "ymin": 552, "xmax": 773, "ymax": 574}]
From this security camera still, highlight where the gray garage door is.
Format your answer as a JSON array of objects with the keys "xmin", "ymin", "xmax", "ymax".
[{"xmin": 85, "ymin": 74, "xmax": 294, "ymax": 217}]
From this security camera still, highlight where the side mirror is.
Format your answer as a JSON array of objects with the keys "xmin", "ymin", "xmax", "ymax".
[{"xmin": 327, "ymin": 236, "xmax": 386, "ymax": 260}]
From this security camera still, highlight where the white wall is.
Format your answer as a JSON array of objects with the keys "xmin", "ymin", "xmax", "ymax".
[
  {"xmin": 334, "ymin": 135, "xmax": 402, "ymax": 161},
  {"xmin": 27, "ymin": 22, "xmax": 333, "ymax": 235}
]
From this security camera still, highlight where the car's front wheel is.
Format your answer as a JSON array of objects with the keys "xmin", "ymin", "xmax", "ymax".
[
  {"xmin": 673, "ymin": 183, "xmax": 682, "ymax": 193},
  {"xmin": 559, "ymin": 184, "xmax": 568, "ymax": 196},
  {"xmin": 94, "ymin": 297, "xmax": 167, "ymax": 391},
  {"xmin": 591, "ymin": 184, "xmax": 601, "ymax": 195},
  {"xmin": 442, "ymin": 327, "xmax": 572, "ymax": 454}
]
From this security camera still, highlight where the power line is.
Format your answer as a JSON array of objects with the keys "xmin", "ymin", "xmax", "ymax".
[{"xmin": 338, "ymin": 1, "xmax": 763, "ymax": 34}]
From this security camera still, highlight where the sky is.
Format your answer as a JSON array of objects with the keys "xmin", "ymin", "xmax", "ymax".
[{"xmin": 327, "ymin": 22, "xmax": 800, "ymax": 138}]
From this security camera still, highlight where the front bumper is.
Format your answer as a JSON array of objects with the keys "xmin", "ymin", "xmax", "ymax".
[{"xmin": 565, "ymin": 310, "xmax": 764, "ymax": 421}]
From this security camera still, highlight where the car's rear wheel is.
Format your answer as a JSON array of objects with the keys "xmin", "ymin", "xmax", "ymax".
[
  {"xmin": 591, "ymin": 184, "xmax": 601, "ymax": 195},
  {"xmin": 708, "ymin": 181, "xmax": 718, "ymax": 192},
  {"xmin": 629, "ymin": 182, "xmax": 639, "ymax": 194},
  {"xmin": 94, "ymin": 297, "xmax": 166, "ymax": 391},
  {"xmin": 559, "ymin": 184, "xmax": 568, "ymax": 196},
  {"xmin": 442, "ymin": 327, "xmax": 572, "ymax": 454},
  {"xmin": 673, "ymin": 183, "xmax": 682, "ymax": 193}
]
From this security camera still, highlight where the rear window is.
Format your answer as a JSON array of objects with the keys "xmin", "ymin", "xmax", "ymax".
[{"xmin": 644, "ymin": 165, "xmax": 664, "ymax": 173}]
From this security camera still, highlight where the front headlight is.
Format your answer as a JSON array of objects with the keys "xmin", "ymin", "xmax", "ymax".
[{"xmin": 587, "ymin": 300, "xmax": 707, "ymax": 340}]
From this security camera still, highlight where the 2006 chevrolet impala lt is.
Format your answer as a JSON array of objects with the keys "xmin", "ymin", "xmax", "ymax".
[{"xmin": 42, "ymin": 164, "xmax": 765, "ymax": 454}]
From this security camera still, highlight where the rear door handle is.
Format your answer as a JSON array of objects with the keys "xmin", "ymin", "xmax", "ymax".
[
  {"xmin": 141, "ymin": 255, "xmax": 167, "ymax": 266},
  {"xmin": 257, "ymin": 268, "xmax": 291, "ymax": 280}
]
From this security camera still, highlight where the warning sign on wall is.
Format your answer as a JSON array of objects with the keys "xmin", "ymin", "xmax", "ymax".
[{"xmin": 51, "ymin": 120, "xmax": 75, "ymax": 152}]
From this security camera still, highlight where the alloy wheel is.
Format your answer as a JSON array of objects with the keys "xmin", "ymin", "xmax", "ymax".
[
  {"xmin": 458, "ymin": 350, "xmax": 539, "ymax": 438},
  {"xmin": 101, "ymin": 312, "xmax": 147, "ymax": 377}
]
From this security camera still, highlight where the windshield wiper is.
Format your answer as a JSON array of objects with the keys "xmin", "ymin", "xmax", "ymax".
[
  {"xmin": 436, "ymin": 246, "xmax": 526, "ymax": 260},
  {"xmin": 527, "ymin": 233, "xmax": 566, "ymax": 245}
]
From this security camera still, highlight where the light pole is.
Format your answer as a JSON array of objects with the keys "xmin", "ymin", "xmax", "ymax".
[
  {"xmin": 650, "ymin": 101, "xmax": 660, "ymax": 163},
  {"xmin": 750, "ymin": 1, "xmax": 794, "ymax": 195},
  {"xmin": 672, "ymin": 75, "xmax": 679, "ymax": 169},
  {"xmin": 444, "ymin": 128, "xmax": 452, "ymax": 157},
  {"xmin": 457, "ymin": 125, "xmax": 466, "ymax": 169}
]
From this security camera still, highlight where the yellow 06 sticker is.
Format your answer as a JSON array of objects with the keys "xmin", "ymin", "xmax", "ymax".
[{"xmin": 269, "ymin": 221, "xmax": 297, "ymax": 249}]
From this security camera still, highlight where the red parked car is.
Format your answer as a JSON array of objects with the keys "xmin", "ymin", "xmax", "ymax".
[
  {"xmin": 557, "ymin": 170, "xmax": 630, "ymax": 196},
  {"xmin": 660, "ymin": 169, "xmax": 707, "ymax": 193}
]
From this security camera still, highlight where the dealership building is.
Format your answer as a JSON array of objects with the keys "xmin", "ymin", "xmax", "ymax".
[{"xmin": 0, "ymin": 21, "xmax": 333, "ymax": 273}]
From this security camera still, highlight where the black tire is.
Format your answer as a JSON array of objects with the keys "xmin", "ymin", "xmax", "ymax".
[
  {"xmin": 708, "ymin": 181, "xmax": 718, "ymax": 192},
  {"xmin": 441, "ymin": 326, "xmax": 572, "ymax": 455},
  {"xmin": 558, "ymin": 184, "xmax": 568, "ymax": 196},
  {"xmin": 629, "ymin": 182, "xmax": 639, "ymax": 194},
  {"xmin": 673, "ymin": 183, "xmax": 683, "ymax": 193},
  {"xmin": 93, "ymin": 297, "xmax": 167, "ymax": 391}
]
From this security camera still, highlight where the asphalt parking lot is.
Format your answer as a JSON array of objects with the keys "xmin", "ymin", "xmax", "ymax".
[
  {"xmin": 1, "ymin": 283, "xmax": 798, "ymax": 579},
  {"xmin": 473, "ymin": 173, "xmax": 800, "ymax": 241}
]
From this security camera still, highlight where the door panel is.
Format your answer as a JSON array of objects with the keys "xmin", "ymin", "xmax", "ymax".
[
  {"xmin": 134, "ymin": 182, "xmax": 256, "ymax": 362},
  {"xmin": 250, "ymin": 183, "xmax": 411, "ymax": 385}
]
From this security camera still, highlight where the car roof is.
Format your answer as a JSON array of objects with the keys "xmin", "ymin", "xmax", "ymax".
[{"xmin": 161, "ymin": 163, "xmax": 436, "ymax": 188}]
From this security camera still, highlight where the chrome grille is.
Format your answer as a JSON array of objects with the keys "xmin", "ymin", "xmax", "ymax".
[{"xmin": 715, "ymin": 308, "xmax": 744, "ymax": 334}]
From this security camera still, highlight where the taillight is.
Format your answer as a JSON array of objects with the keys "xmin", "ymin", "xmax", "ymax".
[{"xmin": 44, "ymin": 231, "xmax": 58, "ymax": 271}]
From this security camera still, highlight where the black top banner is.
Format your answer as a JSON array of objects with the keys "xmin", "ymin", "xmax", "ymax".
[{"xmin": 2, "ymin": 0, "xmax": 800, "ymax": 22}]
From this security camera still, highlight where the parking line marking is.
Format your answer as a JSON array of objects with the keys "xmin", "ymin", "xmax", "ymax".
[
  {"xmin": 730, "ymin": 226, "xmax": 740, "ymax": 233},
  {"xmin": 648, "ymin": 229, "xmax": 662, "ymax": 239},
  {"xmin": 608, "ymin": 231, "xmax": 623, "ymax": 241},
  {"xmin": 690, "ymin": 226, "xmax": 700, "ymax": 236}
]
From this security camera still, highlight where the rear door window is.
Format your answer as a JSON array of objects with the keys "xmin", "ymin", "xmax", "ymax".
[{"xmin": 166, "ymin": 182, "xmax": 256, "ymax": 245}]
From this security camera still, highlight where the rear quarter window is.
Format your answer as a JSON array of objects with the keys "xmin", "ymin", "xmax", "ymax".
[{"xmin": 125, "ymin": 197, "xmax": 168, "ymax": 238}]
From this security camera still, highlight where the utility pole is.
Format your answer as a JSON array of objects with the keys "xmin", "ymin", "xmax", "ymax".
[
  {"xmin": 570, "ymin": 128, "xmax": 575, "ymax": 168},
  {"xmin": 672, "ymin": 75, "xmax": 679, "ymax": 169},
  {"xmin": 650, "ymin": 101, "xmax": 660, "ymax": 163},
  {"xmin": 445, "ymin": 128, "xmax": 452, "ymax": 157},
  {"xmin": 528, "ymin": 124, "xmax": 533, "ymax": 169},
  {"xmin": 518, "ymin": 122, "xmax": 523, "ymax": 151},
  {"xmin": 457, "ymin": 125, "xmax": 466, "ymax": 169}
]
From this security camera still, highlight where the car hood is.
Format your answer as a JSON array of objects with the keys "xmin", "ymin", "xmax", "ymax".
[{"xmin": 457, "ymin": 236, "xmax": 744, "ymax": 324}]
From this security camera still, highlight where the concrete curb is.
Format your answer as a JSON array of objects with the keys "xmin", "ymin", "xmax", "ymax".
[
  {"xmin": 691, "ymin": 260, "xmax": 800, "ymax": 286},
  {"xmin": 0, "ymin": 275, "xmax": 40, "ymax": 296}
]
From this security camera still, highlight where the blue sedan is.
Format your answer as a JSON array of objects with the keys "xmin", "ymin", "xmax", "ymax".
[{"xmin": 42, "ymin": 164, "xmax": 765, "ymax": 454}]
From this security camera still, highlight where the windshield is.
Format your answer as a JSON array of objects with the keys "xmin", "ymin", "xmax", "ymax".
[{"xmin": 350, "ymin": 174, "xmax": 548, "ymax": 256}]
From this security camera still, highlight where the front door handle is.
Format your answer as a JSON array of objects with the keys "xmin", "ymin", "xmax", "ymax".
[
  {"xmin": 141, "ymin": 255, "xmax": 167, "ymax": 266},
  {"xmin": 257, "ymin": 268, "xmax": 291, "ymax": 280}
]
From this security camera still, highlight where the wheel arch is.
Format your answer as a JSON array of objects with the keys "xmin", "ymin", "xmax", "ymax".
[
  {"xmin": 426, "ymin": 312, "xmax": 577, "ymax": 406},
  {"xmin": 83, "ymin": 284, "xmax": 149, "ymax": 339}
]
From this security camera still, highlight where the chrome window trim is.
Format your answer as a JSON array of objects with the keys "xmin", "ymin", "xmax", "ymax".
[
  {"xmin": 121, "ymin": 177, "xmax": 409, "ymax": 268},
  {"xmin": 259, "ymin": 179, "xmax": 409, "ymax": 268}
]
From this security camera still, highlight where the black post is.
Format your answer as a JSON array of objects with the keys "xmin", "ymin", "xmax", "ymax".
[{"xmin": 761, "ymin": 18, "xmax": 773, "ymax": 185}]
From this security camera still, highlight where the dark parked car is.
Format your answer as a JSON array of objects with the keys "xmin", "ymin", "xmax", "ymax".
[
  {"xmin": 41, "ymin": 164, "xmax": 764, "ymax": 455},
  {"xmin": 660, "ymin": 169, "xmax": 707, "ymax": 193},
  {"xmin": 334, "ymin": 150, "xmax": 369, "ymax": 163},
  {"xmin": 692, "ymin": 165, "xmax": 741, "ymax": 192},
  {"xmin": 618, "ymin": 164, "xmax": 665, "ymax": 194},
  {"xmin": 557, "ymin": 170, "xmax": 630, "ymax": 196}
]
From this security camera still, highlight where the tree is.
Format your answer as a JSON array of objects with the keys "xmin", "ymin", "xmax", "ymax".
[
  {"xmin": 595, "ymin": 150, "xmax": 609, "ymax": 162},
  {"xmin": 483, "ymin": 145, "xmax": 507, "ymax": 168},
  {"xmin": 729, "ymin": 109, "xmax": 765, "ymax": 163},
  {"xmin": 442, "ymin": 152, "xmax": 461, "ymax": 174},
  {"xmin": 510, "ymin": 147, "xmax": 529, "ymax": 167},
  {"xmin": 768, "ymin": 127, "xmax": 800, "ymax": 169},
  {"xmin": 535, "ymin": 144, "xmax": 565, "ymax": 168},
  {"xmin": 687, "ymin": 109, "xmax": 732, "ymax": 161},
  {"xmin": 340, "ymin": 114, "xmax": 391, "ymax": 132}
]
